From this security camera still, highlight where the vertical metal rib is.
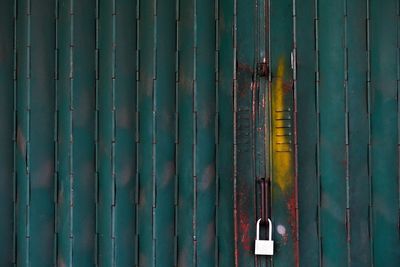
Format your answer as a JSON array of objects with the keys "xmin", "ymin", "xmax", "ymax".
[
  {"xmin": 318, "ymin": 0, "xmax": 347, "ymax": 265},
  {"xmin": 214, "ymin": 0, "xmax": 220, "ymax": 263},
  {"xmin": 292, "ymin": 0, "xmax": 300, "ymax": 264},
  {"xmin": 56, "ymin": 0, "xmax": 74, "ymax": 264},
  {"xmin": 152, "ymin": 0, "xmax": 157, "ymax": 265},
  {"xmin": 135, "ymin": 2, "xmax": 140, "ymax": 266},
  {"xmin": 13, "ymin": 0, "xmax": 18, "ymax": 264},
  {"xmin": 344, "ymin": 0, "xmax": 350, "ymax": 265},
  {"xmin": 296, "ymin": 0, "xmax": 319, "ymax": 265},
  {"xmin": 138, "ymin": 0, "xmax": 156, "ymax": 264},
  {"xmin": 314, "ymin": 0, "xmax": 322, "ymax": 265},
  {"xmin": 174, "ymin": 0, "xmax": 180, "ymax": 265},
  {"xmin": 347, "ymin": 0, "xmax": 371, "ymax": 265},
  {"xmin": 0, "ymin": 0, "xmax": 16, "ymax": 265},
  {"xmin": 153, "ymin": 0, "xmax": 176, "ymax": 265},
  {"xmin": 114, "ymin": 0, "xmax": 137, "ymax": 265},
  {"xmin": 54, "ymin": 0, "xmax": 59, "ymax": 264},
  {"xmin": 16, "ymin": 0, "xmax": 56, "ymax": 265},
  {"xmin": 16, "ymin": 0, "xmax": 31, "ymax": 263},
  {"xmin": 366, "ymin": 0, "xmax": 373, "ymax": 264},
  {"xmin": 192, "ymin": 0, "xmax": 198, "ymax": 264},
  {"xmin": 97, "ymin": 0, "xmax": 138, "ymax": 266},
  {"xmin": 233, "ymin": 0, "xmax": 238, "ymax": 263},
  {"xmin": 195, "ymin": 0, "xmax": 217, "ymax": 265},
  {"xmin": 57, "ymin": 0, "xmax": 96, "ymax": 265},
  {"xmin": 94, "ymin": 0, "xmax": 99, "ymax": 263},
  {"xmin": 177, "ymin": 0, "xmax": 195, "ymax": 265},
  {"xmin": 215, "ymin": 0, "xmax": 235, "ymax": 262},
  {"xmin": 97, "ymin": 0, "xmax": 115, "ymax": 264}
]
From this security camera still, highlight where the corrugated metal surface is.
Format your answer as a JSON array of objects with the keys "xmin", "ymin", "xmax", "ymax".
[
  {"xmin": 0, "ymin": 0, "xmax": 235, "ymax": 266},
  {"xmin": 296, "ymin": 0, "xmax": 400, "ymax": 267},
  {"xmin": 0, "ymin": 0, "xmax": 400, "ymax": 266}
]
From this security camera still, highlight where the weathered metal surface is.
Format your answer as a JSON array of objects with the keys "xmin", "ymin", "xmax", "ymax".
[{"xmin": 0, "ymin": 0, "xmax": 399, "ymax": 266}]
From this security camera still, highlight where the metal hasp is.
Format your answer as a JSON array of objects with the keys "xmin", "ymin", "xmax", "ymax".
[{"xmin": 255, "ymin": 218, "xmax": 274, "ymax": 256}]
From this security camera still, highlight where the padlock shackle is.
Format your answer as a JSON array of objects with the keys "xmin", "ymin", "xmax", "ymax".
[{"xmin": 256, "ymin": 218, "xmax": 272, "ymax": 241}]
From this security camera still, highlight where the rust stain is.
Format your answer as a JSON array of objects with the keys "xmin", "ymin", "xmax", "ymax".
[
  {"xmin": 204, "ymin": 222, "xmax": 216, "ymax": 250},
  {"xmin": 116, "ymin": 106, "xmax": 133, "ymax": 129},
  {"xmin": 139, "ymin": 187, "xmax": 146, "ymax": 206},
  {"xmin": 287, "ymin": 192, "xmax": 297, "ymax": 242},
  {"xmin": 81, "ymin": 216, "xmax": 95, "ymax": 248},
  {"xmin": 118, "ymin": 163, "xmax": 133, "ymax": 186},
  {"xmin": 179, "ymin": 68, "xmax": 193, "ymax": 93},
  {"xmin": 178, "ymin": 247, "xmax": 188, "ymax": 267},
  {"xmin": 200, "ymin": 164, "xmax": 215, "ymax": 190},
  {"xmin": 237, "ymin": 62, "xmax": 253, "ymax": 73},
  {"xmin": 239, "ymin": 212, "xmax": 251, "ymax": 251},
  {"xmin": 198, "ymin": 110, "xmax": 212, "ymax": 128},
  {"xmin": 17, "ymin": 127, "xmax": 26, "ymax": 157},
  {"xmin": 162, "ymin": 161, "xmax": 175, "ymax": 187},
  {"xmin": 75, "ymin": 89, "xmax": 92, "ymax": 127},
  {"xmin": 58, "ymin": 256, "xmax": 66, "ymax": 267},
  {"xmin": 32, "ymin": 159, "xmax": 53, "ymax": 188}
]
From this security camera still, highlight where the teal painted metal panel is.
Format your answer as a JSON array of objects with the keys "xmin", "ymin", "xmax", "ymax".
[
  {"xmin": 318, "ymin": 1, "xmax": 347, "ymax": 266},
  {"xmin": 370, "ymin": 0, "xmax": 400, "ymax": 265}
]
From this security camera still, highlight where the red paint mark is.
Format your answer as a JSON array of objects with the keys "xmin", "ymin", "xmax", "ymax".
[
  {"xmin": 283, "ymin": 80, "xmax": 293, "ymax": 93},
  {"xmin": 287, "ymin": 185, "xmax": 299, "ymax": 267},
  {"xmin": 287, "ymin": 192, "xmax": 297, "ymax": 240},
  {"xmin": 17, "ymin": 127, "xmax": 26, "ymax": 157},
  {"xmin": 239, "ymin": 213, "xmax": 251, "ymax": 251}
]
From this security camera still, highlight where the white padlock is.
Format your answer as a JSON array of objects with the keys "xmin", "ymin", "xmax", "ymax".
[{"xmin": 254, "ymin": 218, "xmax": 274, "ymax": 256}]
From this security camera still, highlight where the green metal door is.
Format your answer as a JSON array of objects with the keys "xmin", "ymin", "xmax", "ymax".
[{"xmin": 0, "ymin": 0, "xmax": 399, "ymax": 266}]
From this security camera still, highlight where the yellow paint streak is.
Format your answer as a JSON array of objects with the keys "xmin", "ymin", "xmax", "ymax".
[{"xmin": 271, "ymin": 57, "xmax": 294, "ymax": 192}]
